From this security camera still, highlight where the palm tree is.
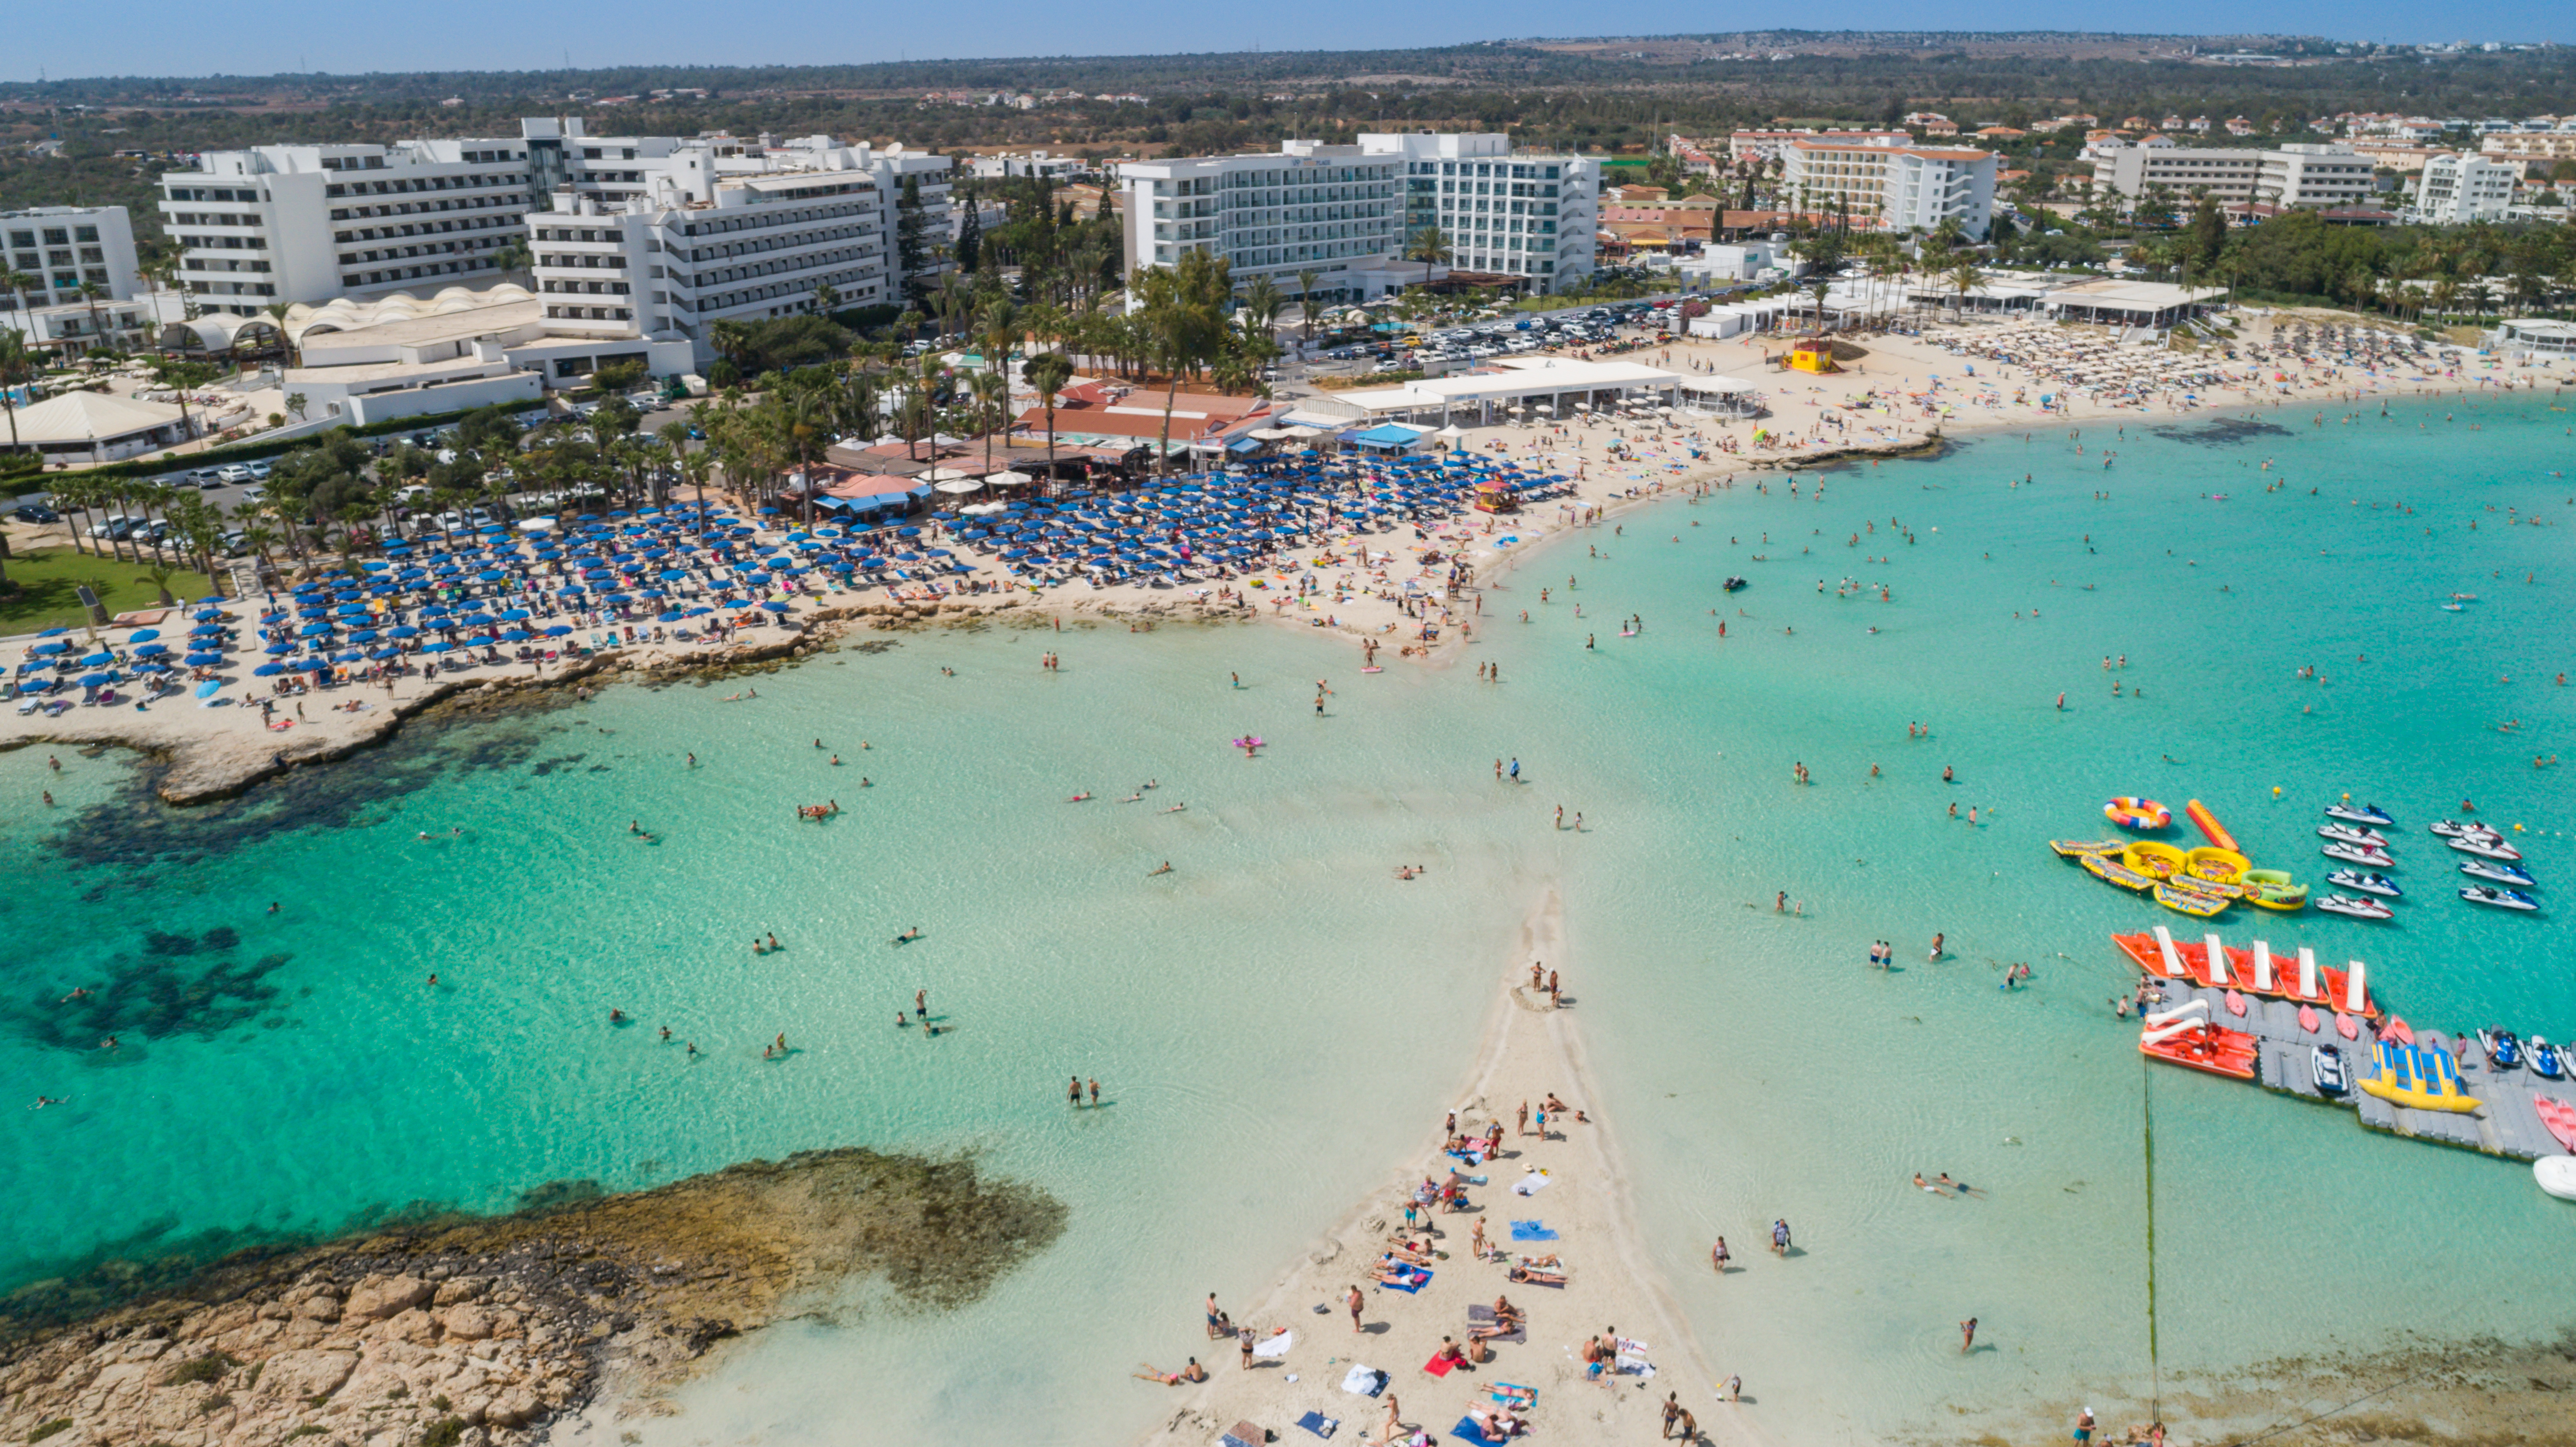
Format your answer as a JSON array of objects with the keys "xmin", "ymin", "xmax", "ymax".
[
  {"xmin": 0, "ymin": 325, "xmax": 33, "ymax": 456},
  {"xmin": 2, "ymin": 270, "xmax": 39, "ymax": 326},
  {"xmin": 1294, "ymin": 268, "xmax": 1323, "ymax": 345},
  {"xmin": 1023, "ymin": 351, "xmax": 1073, "ymax": 475},
  {"xmin": 1137, "ymin": 250, "xmax": 1229, "ymax": 477},
  {"xmin": 971, "ymin": 369, "xmax": 1011, "ymax": 477},
  {"xmin": 74, "ymin": 281, "xmax": 113, "ymax": 357},
  {"xmin": 1407, "ymin": 226, "xmax": 1453, "ymax": 288},
  {"xmin": 492, "ymin": 240, "xmax": 534, "ymax": 289},
  {"xmin": 1947, "ymin": 259, "xmax": 1987, "ymax": 318},
  {"xmin": 137, "ymin": 562, "xmax": 181, "ymax": 608}
]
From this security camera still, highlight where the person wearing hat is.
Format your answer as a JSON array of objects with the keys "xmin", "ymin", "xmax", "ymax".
[{"xmin": 2074, "ymin": 1407, "xmax": 2095, "ymax": 1445}]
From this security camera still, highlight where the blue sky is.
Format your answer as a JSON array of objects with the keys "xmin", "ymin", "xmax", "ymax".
[{"xmin": 11, "ymin": 2, "xmax": 2570, "ymax": 83}]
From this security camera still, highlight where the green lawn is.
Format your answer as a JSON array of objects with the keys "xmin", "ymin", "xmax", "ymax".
[{"xmin": 0, "ymin": 549, "xmax": 221, "ymax": 635}]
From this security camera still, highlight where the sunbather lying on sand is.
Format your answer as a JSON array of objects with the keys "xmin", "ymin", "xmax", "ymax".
[
  {"xmin": 1516, "ymin": 1252, "xmax": 1562, "ymax": 1269},
  {"xmin": 1508, "ymin": 1263, "xmax": 1565, "ymax": 1286},
  {"xmin": 1470, "ymin": 1407, "xmax": 1527, "ymax": 1438},
  {"xmin": 1371, "ymin": 1256, "xmax": 1427, "ymax": 1285}
]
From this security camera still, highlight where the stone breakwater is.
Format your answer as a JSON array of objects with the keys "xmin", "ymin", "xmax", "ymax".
[{"xmin": 0, "ymin": 1148, "xmax": 1065, "ymax": 1447}]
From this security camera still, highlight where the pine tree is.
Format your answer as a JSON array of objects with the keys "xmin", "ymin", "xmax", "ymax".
[{"xmin": 957, "ymin": 203, "xmax": 983, "ymax": 273}]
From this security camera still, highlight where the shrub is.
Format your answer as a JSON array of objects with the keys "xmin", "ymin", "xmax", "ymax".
[
  {"xmin": 199, "ymin": 1394, "xmax": 231, "ymax": 1416},
  {"xmin": 27, "ymin": 1420, "xmax": 73, "ymax": 1442},
  {"xmin": 420, "ymin": 1417, "xmax": 467, "ymax": 1447},
  {"xmin": 164, "ymin": 1353, "xmax": 235, "ymax": 1386}
]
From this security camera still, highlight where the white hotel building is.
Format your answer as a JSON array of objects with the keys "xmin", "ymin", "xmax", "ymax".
[
  {"xmin": 1117, "ymin": 132, "xmax": 1596, "ymax": 305},
  {"xmin": 2412, "ymin": 152, "xmax": 2519, "ymax": 223},
  {"xmin": 1779, "ymin": 136, "xmax": 1998, "ymax": 237},
  {"xmin": 159, "ymin": 119, "xmax": 953, "ymax": 313}
]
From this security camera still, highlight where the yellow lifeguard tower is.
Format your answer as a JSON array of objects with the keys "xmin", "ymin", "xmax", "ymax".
[{"xmin": 1786, "ymin": 337, "xmax": 1840, "ymax": 374}]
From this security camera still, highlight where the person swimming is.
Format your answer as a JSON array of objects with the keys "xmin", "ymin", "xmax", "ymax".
[{"xmin": 1149, "ymin": 862, "xmax": 1173, "ymax": 877}]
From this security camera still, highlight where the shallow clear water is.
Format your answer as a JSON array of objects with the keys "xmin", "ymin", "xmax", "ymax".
[{"xmin": 2, "ymin": 391, "xmax": 2570, "ymax": 1445}]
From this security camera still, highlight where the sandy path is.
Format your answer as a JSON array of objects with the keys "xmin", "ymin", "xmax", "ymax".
[{"xmin": 1134, "ymin": 890, "xmax": 1757, "ymax": 1447}]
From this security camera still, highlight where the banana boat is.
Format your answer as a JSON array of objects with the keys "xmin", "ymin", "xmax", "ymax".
[{"xmin": 2358, "ymin": 1041, "xmax": 2481, "ymax": 1113}]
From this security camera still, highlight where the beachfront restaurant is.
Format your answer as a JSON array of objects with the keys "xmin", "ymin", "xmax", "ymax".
[
  {"xmin": 2490, "ymin": 318, "xmax": 2576, "ymax": 356},
  {"xmin": 1300, "ymin": 357, "xmax": 1686, "ymax": 430},
  {"xmin": 2039, "ymin": 278, "xmax": 2225, "ymax": 329},
  {"xmin": 0, "ymin": 390, "xmax": 194, "ymax": 465}
]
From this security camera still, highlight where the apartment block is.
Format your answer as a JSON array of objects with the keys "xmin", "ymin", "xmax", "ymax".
[
  {"xmin": 1116, "ymin": 132, "xmax": 1595, "ymax": 306},
  {"xmin": 1779, "ymin": 137, "xmax": 1996, "ymax": 237},
  {"xmin": 2414, "ymin": 152, "xmax": 2520, "ymax": 223},
  {"xmin": 2479, "ymin": 132, "xmax": 2576, "ymax": 170},
  {"xmin": 2101, "ymin": 143, "xmax": 2373, "ymax": 211},
  {"xmin": 2, "ymin": 205, "xmax": 140, "ymax": 305}
]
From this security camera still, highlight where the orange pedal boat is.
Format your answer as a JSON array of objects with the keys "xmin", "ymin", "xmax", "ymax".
[
  {"xmin": 2138, "ymin": 1007, "xmax": 2259, "ymax": 1080},
  {"xmin": 2113, "ymin": 929, "xmax": 2379, "ymax": 1019}
]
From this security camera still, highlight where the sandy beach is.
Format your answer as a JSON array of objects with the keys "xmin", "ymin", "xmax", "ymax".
[
  {"xmin": 1132, "ymin": 891, "xmax": 1753, "ymax": 1447},
  {"xmin": 8, "ymin": 311, "xmax": 2561, "ymax": 802}
]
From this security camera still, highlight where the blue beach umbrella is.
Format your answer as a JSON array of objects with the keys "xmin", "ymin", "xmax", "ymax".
[
  {"xmin": 196, "ymin": 680, "xmax": 224, "ymax": 699},
  {"xmin": 185, "ymin": 651, "xmax": 227, "ymax": 666},
  {"xmin": 127, "ymin": 628, "xmax": 161, "ymax": 643},
  {"xmin": 78, "ymin": 672, "xmax": 115, "ymax": 687}
]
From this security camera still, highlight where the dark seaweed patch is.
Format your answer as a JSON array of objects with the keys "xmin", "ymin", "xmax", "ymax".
[
  {"xmin": 2147, "ymin": 416, "xmax": 2290, "ymax": 446},
  {"xmin": 8, "ymin": 935, "xmax": 293, "ymax": 1051}
]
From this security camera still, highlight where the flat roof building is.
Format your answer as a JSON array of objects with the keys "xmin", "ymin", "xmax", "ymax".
[
  {"xmin": 3, "ymin": 206, "xmax": 141, "ymax": 316},
  {"xmin": 1117, "ymin": 132, "xmax": 1596, "ymax": 306}
]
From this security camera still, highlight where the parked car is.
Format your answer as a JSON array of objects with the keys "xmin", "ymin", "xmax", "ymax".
[
  {"xmin": 215, "ymin": 463, "xmax": 255, "ymax": 484},
  {"xmin": 89, "ymin": 513, "xmax": 135, "ymax": 539},
  {"xmin": 238, "ymin": 487, "xmax": 266, "ymax": 506},
  {"xmin": 246, "ymin": 460, "xmax": 272, "ymax": 480},
  {"xmin": 11, "ymin": 503, "xmax": 60, "ymax": 524}
]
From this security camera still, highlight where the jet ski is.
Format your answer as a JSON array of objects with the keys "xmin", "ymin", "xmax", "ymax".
[
  {"xmin": 2427, "ymin": 819, "xmax": 2484, "ymax": 838},
  {"xmin": 2531, "ymin": 1037, "xmax": 2567, "ymax": 1081},
  {"xmin": 2326, "ymin": 803, "xmax": 2395, "ymax": 827},
  {"xmin": 2479, "ymin": 1028, "xmax": 2524, "ymax": 1069},
  {"xmin": 2312, "ymin": 1043, "xmax": 2351, "ymax": 1094},
  {"xmin": 2459, "ymin": 885, "xmax": 2540, "ymax": 912},
  {"xmin": 2326, "ymin": 869, "xmax": 2401, "ymax": 897},
  {"xmin": 2449, "ymin": 833, "xmax": 2523, "ymax": 862},
  {"xmin": 2459, "ymin": 858, "xmax": 2536, "ymax": 888},
  {"xmin": 2316, "ymin": 893, "xmax": 2394, "ymax": 920},
  {"xmin": 2317, "ymin": 823, "xmax": 2390, "ymax": 847},
  {"xmin": 1722, "ymin": 576, "xmax": 1747, "ymax": 592},
  {"xmin": 2321, "ymin": 841, "xmax": 2395, "ymax": 867}
]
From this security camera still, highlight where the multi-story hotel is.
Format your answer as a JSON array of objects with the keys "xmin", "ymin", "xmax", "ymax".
[
  {"xmin": 3, "ymin": 205, "xmax": 141, "ymax": 304},
  {"xmin": 159, "ymin": 119, "xmax": 952, "ymax": 312},
  {"xmin": 2414, "ymin": 152, "xmax": 2521, "ymax": 223},
  {"xmin": 1779, "ymin": 136, "xmax": 1997, "ymax": 236},
  {"xmin": 2099, "ymin": 143, "xmax": 2374, "ymax": 211},
  {"xmin": 1116, "ymin": 132, "xmax": 1596, "ymax": 304}
]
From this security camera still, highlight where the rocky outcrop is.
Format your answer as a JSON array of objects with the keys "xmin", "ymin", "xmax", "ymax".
[{"xmin": 0, "ymin": 1149, "xmax": 1063, "ymax": 1447}]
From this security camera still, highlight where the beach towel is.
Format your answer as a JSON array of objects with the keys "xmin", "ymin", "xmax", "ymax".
[
  {"xmin": 1341, "ymin": 1365, "xmax": 1387, "ymax": 1397},
  {"xmin": 1618, "ymin": 1353, "xmax": 1655, "ymax": 1379},
  {"xmin": 1449, "ymin": 1418, "xmax": 1504, "ymax": 1447},
  {"xmin": 1222, "ymin": 1422, "xmax": 1264, "ymax": 1447},
  {"xmin": 1294, "ymin": 1411, "xmax": 1338, "ymax": 1439},
  {"xmin": 1491, "ymin": 1383, "xmax": 1536, "ymax": 1405},
  {"xmin": 1381, "ymin": 1267, "xmax": 1432, "ymax": 1294},
  {"xmin": 1510, "ymin": 1171, "xmax": 1551, "ymax": 1196},
  {"xmin": 1507, "ymin": 1220, "xmax": 1558, "ymax": 1241},
  {"xmin": 1467, "ymin": 1304, "xmax": 1496, "ymax": 1323},
  {"xmin": 1422, "ymin": 1351, "xmax": 1457, "ymax": 1378},
  {"xmin": 1253, "ymin": 1330, "xmax": 1295, "ymax": 1358}
]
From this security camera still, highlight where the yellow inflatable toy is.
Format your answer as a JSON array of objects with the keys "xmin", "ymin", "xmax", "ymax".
[{"xmin": 2359, "ymin": 1042, "xmax": 2480, "ymax": 1113}]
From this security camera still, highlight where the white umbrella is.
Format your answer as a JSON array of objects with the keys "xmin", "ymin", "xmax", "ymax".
[
  {"xmin": 933, "ymin": 478, "xmax": 984, "ymax": 495},
  {"xmin": 1247, "ymin": 427, "xmax": 1297, "ymax": 441},
  {"xmin": 923, "ymin": 466, "xmax": 977, "ymax": 482}
]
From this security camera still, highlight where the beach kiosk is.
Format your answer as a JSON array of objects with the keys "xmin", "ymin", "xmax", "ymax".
[
  {"xmin": 1785, "ymin": 337, "xmax": 1839, "ymax": 375},
  {"xmin": 1472, "ymin": 477, "xmax": 1521, "ymax": 514}
]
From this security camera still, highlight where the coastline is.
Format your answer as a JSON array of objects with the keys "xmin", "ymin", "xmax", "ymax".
[
  {"xmin": 1134, "ymin": 889, "xmax": 1755, "ymax": 1447},
  {"xmin": 0, "ymin": 1148, "xmax": 1064, "ymax": 1447},
  {"xmin": 12, "ymin": 314, "xmax": 2547, "ymax": 808}
]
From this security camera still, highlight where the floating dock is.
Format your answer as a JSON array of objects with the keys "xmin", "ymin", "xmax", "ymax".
[{"xmin": 2146, "ymin": 962, "xmax": 2573, "ymax": 1164}]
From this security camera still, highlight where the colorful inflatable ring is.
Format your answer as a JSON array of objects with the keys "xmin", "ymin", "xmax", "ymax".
[{"xmin": 2105, "ymin": 796, "xmax": 2172, "ymax": 830}]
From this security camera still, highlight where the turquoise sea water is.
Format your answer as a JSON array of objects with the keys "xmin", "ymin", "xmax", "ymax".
[{"xmin": 3, "ymin": 391, "xmax": 2570, "ymax": 1445}]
